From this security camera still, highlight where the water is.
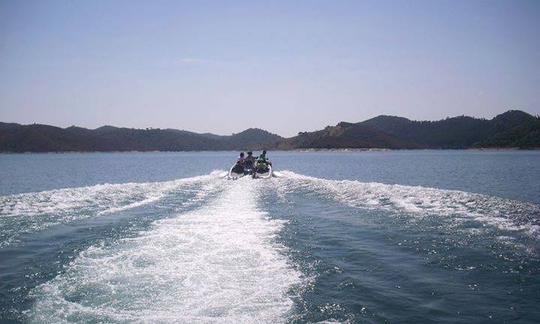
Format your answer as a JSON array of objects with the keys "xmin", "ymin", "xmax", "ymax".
[{"xmin": 1, "ymin": 151, "xmax": 539, "ymax": 323}]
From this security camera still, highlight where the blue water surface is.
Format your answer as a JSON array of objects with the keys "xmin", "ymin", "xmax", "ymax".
[{"xmin": 0, "ymin": 151, "xmax": 539, "ymax": 323}]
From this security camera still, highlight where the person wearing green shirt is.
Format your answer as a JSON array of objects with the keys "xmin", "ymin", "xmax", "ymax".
[{"xmin": 256, "ymin": 150, "xmax": 272, "ymax": 172}]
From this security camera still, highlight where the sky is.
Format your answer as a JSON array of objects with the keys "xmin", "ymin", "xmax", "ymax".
[{"xmin": 0, "ymin": 0, "xmax": 539, "ymax": 137}]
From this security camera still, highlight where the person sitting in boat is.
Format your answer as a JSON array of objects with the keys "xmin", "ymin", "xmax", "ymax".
[
  {"xmin": 244, "ymin": 151, "xmax": 256, "ymax": 170},
  {"xmin": 231, "ymin": 152, "xmax": 245, "ymax": 173},
  {"xmin": 256, "ymin": 150, "xmax": 272, "ymax": 172}
]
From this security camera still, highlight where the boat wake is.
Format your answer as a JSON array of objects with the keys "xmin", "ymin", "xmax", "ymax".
[
  {"xmin": 1, "ymin": 170, "xmax": 539, "ymax": 322},
  {"xmin": 28, "ymin": 178, "xmax": 303, "ymax": 323},
  {"xmin": 0, "ymin": 171, "xmax": 224, "ymax": 247},
  {"xmin": 273, "ymin": 171, "xmax": 540, "ymax": 241},
  {"xmin": 1, "ymin": 169, "xmax": 538, "ymax": 249}
]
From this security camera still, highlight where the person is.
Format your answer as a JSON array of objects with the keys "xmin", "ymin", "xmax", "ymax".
[
  {"xmin": 231, "ymin": 152, "xmax": 245, "ymax": 173},
  {"xmin": 258, "ymin": 150, "xmax": 272, "ymax": 165},
  {"xmin": 244, "ymin": 151, "xmax": 256, "ymax": 170},
  {"xmin": 237, "ymin": 152, "xmax": 245, "ymax": 164},
  {"xmin": 256, "ymin": 150, "xmax": 272, "ymax": 172}
]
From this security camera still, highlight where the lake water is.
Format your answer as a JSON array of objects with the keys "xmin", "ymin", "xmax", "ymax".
[{"xmin": 1, "ymin": 151, "xmax": 539, "ymax": 323}]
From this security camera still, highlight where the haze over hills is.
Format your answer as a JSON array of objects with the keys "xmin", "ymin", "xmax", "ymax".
[{"xmin": 1, "ymin": 110, "xmax": 539, "ymax": 152}]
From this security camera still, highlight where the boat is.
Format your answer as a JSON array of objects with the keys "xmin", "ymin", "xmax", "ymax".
[
  {"xmin": 227, "ymin": 164, "xmax": 273, "ymax": 179},
  {"xmin": 252, "ymin": 164, "xmax": 273, "ymax": 179},
  {"xmin": 227, "ymin": 163, "xmax": 248, "ymax": 179}
]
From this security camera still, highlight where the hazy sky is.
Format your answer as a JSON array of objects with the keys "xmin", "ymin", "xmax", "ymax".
[{"xmin": 1, "ymin": 0, "xmax": 539, "ymax": 136}]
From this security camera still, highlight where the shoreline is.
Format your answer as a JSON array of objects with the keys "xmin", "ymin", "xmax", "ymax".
[{"xmin": 1, "ymin": 147, "xmax": 539, "ymax": 154}]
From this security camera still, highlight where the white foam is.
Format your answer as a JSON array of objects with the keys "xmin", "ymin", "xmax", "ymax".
[
  {"xmin": 0, "ymin": 172, "xmax": 225, "ymax": 247},
  {"xmin": 29, "ymin": 178, "xmax": 303, "ymax": 323},
  {"xmin": 275, "ymin": 171, "xmax": 540, "ymax": 239}
]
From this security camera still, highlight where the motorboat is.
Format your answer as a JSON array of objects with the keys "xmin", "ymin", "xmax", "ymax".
[{"xmin": 227, "ymin": 163, "xmax": 273, "ymax": 179}]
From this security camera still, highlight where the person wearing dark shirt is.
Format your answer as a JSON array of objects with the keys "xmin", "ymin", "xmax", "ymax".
[
  {"xmin": 237, "ymin": 152, "xmax": 245, "ymax": 165},
  {"xmin": 232, "ymin": 152, "xmax": 245, "ymax": 173},
  {"xmin": 244, "ymin": 151, "xmax": 256, "ymax": 169}
]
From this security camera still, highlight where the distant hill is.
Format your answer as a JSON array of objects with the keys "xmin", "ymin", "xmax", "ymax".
[
  {"xmin": 279, "ymin": 110, "xmax": 540, "ymax": 150},
  {"xmin": 1, "ymin": 110, "xmax": 539, "ymax": 152},
  {"xmin": 278, "ymin": 122, "xmax": 419, "ymax": 149},
  {"xmin": 0, "ymin": 124, "xmax": 282, "ymax": 152}
]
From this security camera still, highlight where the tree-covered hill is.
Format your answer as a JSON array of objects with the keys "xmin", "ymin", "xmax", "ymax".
[
  {"xmin": 279, "ymin": 110, "xmax": 540, "ymax": 150},
  {"xmin": 0, "ymin": 124, "xmax": 282, "ymax": 152},
  {"xmin": 1, "ymin": 110, "xmax": 539, "ymax": 152}
]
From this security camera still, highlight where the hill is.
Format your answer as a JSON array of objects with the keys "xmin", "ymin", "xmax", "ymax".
[
  {"xmin": 279, "ymin": 110, "xmax": 540, "ymax": 150},
  {"xmin": 0, "ymin": 124, "xmax": 282, "ymax": 152},
  {"xmin": 1, "ymin": 110, "xmax": 539, "ymax": 152}
]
